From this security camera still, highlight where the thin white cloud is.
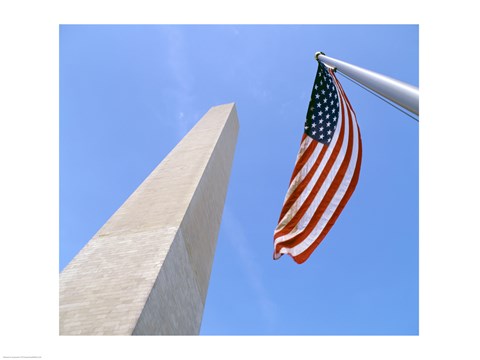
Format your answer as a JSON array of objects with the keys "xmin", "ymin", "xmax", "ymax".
[
  {"xmin": 249, "ymin": 79, "xmax": 271, "ymax": 102},
  {"xmin": 162, "ymin": 27, "xmax": 196, "ymax": 137},
  {"xmin": 221, "ymin": 206, "xmax": 278, "ymax": 331}
]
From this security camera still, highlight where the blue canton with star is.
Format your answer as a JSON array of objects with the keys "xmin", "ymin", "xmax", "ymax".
[{"xmin": 304, "ymin": 62, "xmax": 340, "ymax": 145}]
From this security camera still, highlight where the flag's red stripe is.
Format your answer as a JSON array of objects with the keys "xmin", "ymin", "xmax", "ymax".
[
  {"xmin": 290, "ymin": 132, "xmax": 312, "ymax": 184},
  {"xmin": 278, "ymin": 145, "xmax": 327, "ymax": 222},
  {"xmin": 287, "ymin": 137, "xmax": 317, "ymax": 188},
  {"xmin": 333, "ymin": 71, "xmax": 355, "ymax": 116},
  {"xmin": 273, "ymin": 107, "xmax": 347, "ymax": 239},
  {"xmin": 274, "ymin": 87, "xmax": 355, "ymax": 253},
  {"xmin": 292, "ymin": 132, "xmax": 362, "ymax": 264}
]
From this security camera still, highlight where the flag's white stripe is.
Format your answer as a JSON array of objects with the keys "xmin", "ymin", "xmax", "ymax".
[
  {"xmin": 285, "ymin": 114, "xmax": 360, "ymax": 257},
  {"xmin": 280, "ymin": 136, "xmax": 320, "ymax": 207},
  {"xmin": 274, "ymin": 101, "xmax": 345, "ymax": 234},
  {"xmin": 295, "ymin": 135, "xmax": 313, "ymax": 163},
  {"xmin": 279, "ymin": 135, "xmax": 313, "ymax": 205},
  {"xmin": 274, "ymin": 134, "xmax": 350, "ymax": 246},
  {"xmin": 274, "ymin": 93, "xmax": 351, "ymax": 245},
  {"xmin": 274, "ymin": 139, "xmax": 339, "ymax": 235},
  {"xmin": 279, "ymin": 131, "xmax": 359, "ymax": 258}
]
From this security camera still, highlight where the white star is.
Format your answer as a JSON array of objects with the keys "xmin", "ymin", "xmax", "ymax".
[
  {"xmin": 325, "ymin": 106, "xmax": 329, "ymax": 112},
  {"xmin": 330, "ymin": 100, "xmax": 334, "ymax": 105},
  {"xmin": 327, "ymin": 137, "xmax": 331, "ymax": 142},
  {"xmin": 319, "ymin": 119, "xmax": 323, "ymax": 124},
  {"xmin": 319, "ymin": 127, "xmax": 324, "ymax": 131},
  {"xmin": 311, "ymin": 115, "xmax": 315, "ymax": 120},
  {"xmin": 314, "ymin": 84, "xmax": 318, "ymax": 90},
  {"xmin": 320, "ymin": 134, "xmax": 324, "ymax": 139},
  {"xmin": 316, "ymin": 102, "xmax": 321, "ymax": 108},
  {"xmin": 312, "ymin": 130, "xmax": 317, "ymax": 135},
  {"xmin": 323, "ymin": 98, "xmax": 327, "ymax": 103},
  {"xmin": 331, "ymin": 108, "xmax": 335, "ymax": 113},
  {"xmin": 315, "ymin": 93, "xmax": 320, "ymax": 99},
  {"xmin": 327, "ymin": 121, "xmax": 331, "ymax": 127},
  {"xmin": 305, "ymin": 125, "xmax": 309, "ymax": 129},
  {"xmin": 321, "ymin": 90, "xmax": 325, "ymax": 95},
  {"xmin": 328, "ymin": 130, "xmax": 332, "ymax": 135},
  {"xmin": 326, "ymin": 114, "xmax": 330, "ymax": 119},
  {"xmin": 318, "ymin": 111, "xmax": 323, "ymax": 116},
  {"xmin": 333, "ymin": 116, "xmax": 337, "ymax": 121},
  {"xmin": 312, "ymin": 123, "xmax": 316, "ymax": 128}
]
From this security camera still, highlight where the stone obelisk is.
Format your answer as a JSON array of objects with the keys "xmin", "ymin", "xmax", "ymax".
[{"xmin": 59, "ymin": 103, "xmax": 239, "ymax": 335}]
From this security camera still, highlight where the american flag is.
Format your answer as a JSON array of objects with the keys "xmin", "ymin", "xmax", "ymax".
[{"xmin": 273, "ymin": 61, "xmax": 362, "ymax": 264}]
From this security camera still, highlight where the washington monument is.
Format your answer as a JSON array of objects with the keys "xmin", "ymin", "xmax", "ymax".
[{"xmin": 59, "ymin": 103, "xmax": 239, "ymax": 335}]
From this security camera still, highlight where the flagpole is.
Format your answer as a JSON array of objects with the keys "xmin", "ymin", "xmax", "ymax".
[{"xmin": 315, "ymin": 52, "xmax": 419, "ymax": 116}]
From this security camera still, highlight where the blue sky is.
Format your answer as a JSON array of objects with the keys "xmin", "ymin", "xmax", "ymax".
[{"xmin": 59, "ymin": 25, "xmax": 418, "ymax": 335}]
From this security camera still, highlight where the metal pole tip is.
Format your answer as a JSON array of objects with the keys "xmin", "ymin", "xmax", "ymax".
[{"xmin": 314, "ymin": 51, "xmax": 325, "ymax": 60}]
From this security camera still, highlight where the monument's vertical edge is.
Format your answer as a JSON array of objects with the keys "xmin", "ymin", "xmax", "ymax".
[
  {"xmin": 133, "ymin": 103, "xmax": 239, "ymax": 335},
  {"xmin": 59, "ymin": 103, "xmax": 239, "ymax": 335}
]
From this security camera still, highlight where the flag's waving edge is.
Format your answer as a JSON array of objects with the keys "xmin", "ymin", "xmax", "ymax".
[{"xmin": 273, "ymin": 61, "xmax": 362, "ymax": 264}]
